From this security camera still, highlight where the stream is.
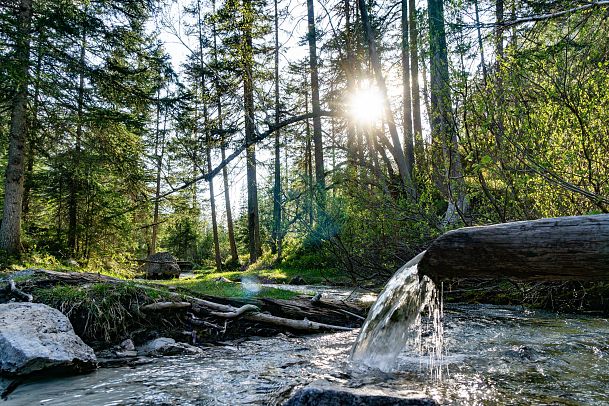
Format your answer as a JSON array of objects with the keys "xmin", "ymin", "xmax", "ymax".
[{"xmin": 4, "ymin": 303, "xmax": 609, "ymax": 405}]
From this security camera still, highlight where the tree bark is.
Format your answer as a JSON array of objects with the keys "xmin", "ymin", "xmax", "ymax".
[
  {"xmin": 206, "ymin": 147, "xmax": 222, "ymax": 270},
  {"xmin": 306, "ymin": 0, "xmax": 326, "ymax": 214},
  {"xmin": 198, "ymin": 0, "xmax": 222, "ymax": 271},
  {"xmin": 427, "ymin": 0, "xmax": 467, "ymax": 224},
  {"xmin": 206, "ymin": 139, "xmax": 222, "ymax": 272},
  {"xmin": 344, "ymin": 0, "xmax": 358, "ymax": 164},
  {"xmin": 357, "ymin": 0, "xmax": 413, "ymax": 194},
  {"xmin": 213, "ymin": 0, "xmax": 238, "ymax": 264},
  {"xmin": 408, "ymin": 0, "xmax": 424, "ymax": 174},
  {"xmin": 494, "ymin": 0, "xmax": 506, "ymax": 148},
  {"xmin": 150, "ymin": 90, "xmax": 164, "ymax": 256},
  {"xmin": 243, "ymin": 0, "xmax": 261, "ymax": 262},
  {"xmin": 22, "ymin": 35, "xmax": 43, "ymax": 220},
  {"xmin": 68, "ymin": 14, "xmax": 87, "ymax": 256},
  {"xmin": 0, "ymin": 0, "xmax": 33, "ymax": 255},
  {"xmin": 272, "ymin": 0, "xmax": 282, "ymax": 259},
  {"xmin": 418, "ymin": 215, "xmax": 609, "ymax": 281},
  {"xmin": 474, "ymin": 0, "xmax": 487, "ymax": 81},
  {"xmin": 305, "ymin": 82, "xmax": 314, "ymax": 227},
  {"xmin": 401, "ymin": 0, "xmax": 414, "ymax": 176}
]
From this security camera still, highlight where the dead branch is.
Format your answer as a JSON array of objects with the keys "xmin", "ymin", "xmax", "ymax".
[
  {"xmin": 140, "ymin": 301, "xmax": 192, "ymax": 311},
  {"xmin": 209, "ymin": 304, "xmax": 260, "ymax": 319},
  {"xmin": 8, "ymin": 280, "xmax": 33, "ymax": 302}
]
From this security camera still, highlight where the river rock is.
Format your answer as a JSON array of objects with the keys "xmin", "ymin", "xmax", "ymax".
[
  {"xmin": 289, "ymin": 276, "xmax": 306, "ymax": 285},
  {"xmin": 0, "ymin": 302, "xmax": 97, "ymax": 376},
  {"xmin": 120, "ymin": 338, "xmax": 135, "ymax": 351},
  {"xmin": 142, "ymin": 252, "xmax": 180, "ymax": 279},
  {"xmin": 138, "ymin": 337, "xmax": 203, "ymax": 356},
  {"xmin": 284, "ymin": 381, "xmax": 436, "ymax": 406}
]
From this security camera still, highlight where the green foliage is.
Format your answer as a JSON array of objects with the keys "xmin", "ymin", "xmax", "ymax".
[
  {"xmin": 33, "ymin": 282, "xmax": 170, "ymax": 343},
  {"xmin": 155, "ymin": 277, "xmax": 298, "ymax": 300}
]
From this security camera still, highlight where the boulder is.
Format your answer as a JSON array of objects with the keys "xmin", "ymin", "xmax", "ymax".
[
  {"xmin": 284, "ymin": 381, "xmax": 436, "ymax": 406},
  {"xmin": 142, "ymin": 252, "xmax": 181, "ymax": 279},
  {"xmin": 289, "ymin": 276, "xmax": 306, "ymax": 285},
  {"xmin": 0, "ymin": 302, "xmax": 97, "ymax": 376},
  {"xmin": 137, "ymin": 337, "xmax": 203, "ymax": 356}
]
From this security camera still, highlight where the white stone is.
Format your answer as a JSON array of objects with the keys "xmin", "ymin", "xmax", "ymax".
[{"xmin": 0, "ymin": 302, "xmax": 97, "ymax": 376}]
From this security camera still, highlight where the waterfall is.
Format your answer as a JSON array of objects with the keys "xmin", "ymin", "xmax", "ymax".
[{"xmin": 350, "ymin": 251, "xmax": 444, "ymax": 377}]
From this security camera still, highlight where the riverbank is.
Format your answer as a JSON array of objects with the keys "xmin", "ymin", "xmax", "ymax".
[{"xmin": 0, "ymin": 268, "xmax": 365, "ymax": 351}]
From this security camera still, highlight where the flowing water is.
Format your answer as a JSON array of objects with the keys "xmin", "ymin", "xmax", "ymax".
[
  {"xmin": 4, "ymin": 257, "xmax": 609, "ymax": 405},
  {"xmin": 349, "ymin": 252, "xmax": 445, "ymax": 375},
  {"xmin": 4, "ymin": 304, "xmax": 609, "ymax": 405}
]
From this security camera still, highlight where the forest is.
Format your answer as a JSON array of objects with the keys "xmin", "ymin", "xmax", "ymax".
[
  {"xmin": 1, "ymin": 0, "xmax": 608, "ymax": 277},
  {"xmin": 0, "ymin": 0, "xmax": 609, "ymax": 404}
]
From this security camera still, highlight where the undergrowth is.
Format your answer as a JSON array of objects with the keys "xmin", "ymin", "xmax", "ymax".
[{"xmin": 33, "ymin": 282, "xmax": 172, "ymax": 343}]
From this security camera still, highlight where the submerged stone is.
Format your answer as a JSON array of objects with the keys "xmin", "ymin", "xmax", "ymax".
[
  {"xmin": 138, "ymin": 337, "xmax": 203, "ymax": 356},
  {"xmin": 284, "ymin": 381, "xmax": 436, "ymax": 406},
  {"xmin": 0, "ymin": 302, "xmax": 97, "ymax": 376}
]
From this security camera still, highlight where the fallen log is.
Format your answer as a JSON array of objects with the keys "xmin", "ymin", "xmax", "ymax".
[{"xmin": 418, "ymin": 214, "xmax": 609, "ymax": 281}]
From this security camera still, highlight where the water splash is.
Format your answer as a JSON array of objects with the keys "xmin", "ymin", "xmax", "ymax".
[{"xmin": 350, "ymin": 251, "xmax": 444, "ymax": 378}]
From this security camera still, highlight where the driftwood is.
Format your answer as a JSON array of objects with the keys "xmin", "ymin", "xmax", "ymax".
[
  {"xmin": 209, "ymin": 304, "xmax": 260, "ymax": 319},
  {"xmin": 186, "ymin": 295, "xmax": 354, "ymax": 332},
  {"xmin": 7, "ymin": 280, "xmax": 33, "ymax": 302},
  {"xmin": 134, "ymin": 283, "xmax": 363, "ymax": 332},
  {"xmin": 3, "ymin": 269, "xmax": 362, "ymax": 335},
  {"xmin": 418, "ymin": 214, "xmax": 609, "ymax": 281},
  {"xmin": 140, "ymin": 301, "xmax": 192, "ymax": 311}
]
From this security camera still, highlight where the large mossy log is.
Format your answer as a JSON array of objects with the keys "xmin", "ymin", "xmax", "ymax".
[{"xmin": 418, "ymin": 214, "xmax": 609, "ymax": 281}]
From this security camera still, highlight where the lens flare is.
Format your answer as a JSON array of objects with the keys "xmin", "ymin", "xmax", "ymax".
[{"xmin": 348, "ymin": 81, "xmax": 385, "ymax": 124}]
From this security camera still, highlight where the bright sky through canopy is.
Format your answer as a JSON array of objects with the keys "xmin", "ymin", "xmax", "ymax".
[{"xmin": 348, "ymin": 81, "xmax": 385, "ymax": 125}]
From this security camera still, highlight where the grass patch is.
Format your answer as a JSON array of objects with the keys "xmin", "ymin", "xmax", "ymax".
[
  {"xmin": 154, "ymin": 278, "xmax": 299, "ymax": 300},
  {"xmin": 32, "ymin": 282, "xmax": 172, "ymax": 343},
  {"xmin": 195, "ymin": 266, "xmax": 350, "ymax": 286},
  {"xmin": 3, "ymin": 251, "xmax": 139, "ymax": 280}
]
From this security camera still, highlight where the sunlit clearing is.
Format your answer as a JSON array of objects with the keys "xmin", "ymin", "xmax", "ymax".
[{"xmin": 348, "ymin": 82, "xmax": 384, "ymax": 124}]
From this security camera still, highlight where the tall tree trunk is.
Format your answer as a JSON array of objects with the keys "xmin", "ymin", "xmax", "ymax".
[
  {"xmin": 150, "ymin": 90, "xmax": 164, "ymax": 256},
  {"xmin": 199, "ymin": 0, "xmax": 222, "ymax": 271},
  {"xmin": 408, "ymin": 0, "xmax": 424, "ymax": 172},
  {"xmin": 220, "ymin": 138, "xmax": 238, "ymax": 262},
  {"xmin": 474, "ymin": 0, "xmax": 487, "ymax": 80},
  {"xmin": 213, "ymin": 0, "xmax": 238, "ymax": 264},
  {"xmin": 0, "ymin": 0, "xmax": 33, "ymax": 255},
  {"xmin": 68, "ymin": 16, "xmax": 86, "ymax": 256},
  {"xmin": 401, "ymin": 0, "xmax": 414, "ymax": 176},
  {"xmin": 494, "ymin": 0, "xmax": 506, "ymax": 148},
  {"xmin": 306, "ymin": 0, "xmax": 326, "ymax": 216},
  {"xmin": 344, "ymin": 0, "xmax": 358, "ymax": 164},
  {"xmin": 244, "ymin": 0, "xmax": 261, "ymax": 262},
  {"xmin": 305, "ymin": 81, "xmax": 313, "ymax": 227},
  {"xmin": 206, "ymin": 145, "xmax": 222, "ymax": 271},
  {"xmin": 357, "ymin": 0, "xmax": 413, "ymax": 194},
  {"xmin": 271, "ymin": 0, "xmax": 282, "ymax": 259},
  {"xmin": 495, "ymin": 0, "xmax": 504, "ymax": 65},
  {"xmin": 428, "ymin": 0, "xmax": 466, "ymax": 225},
  {"xmin": 23, "ymin": 35, "xmax": 43, "ymax": 220}
]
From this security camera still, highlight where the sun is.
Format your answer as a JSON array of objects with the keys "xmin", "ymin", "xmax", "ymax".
[{"xmin": 348, "ymin": 81, "xmax": 385, "ymax": 125}]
